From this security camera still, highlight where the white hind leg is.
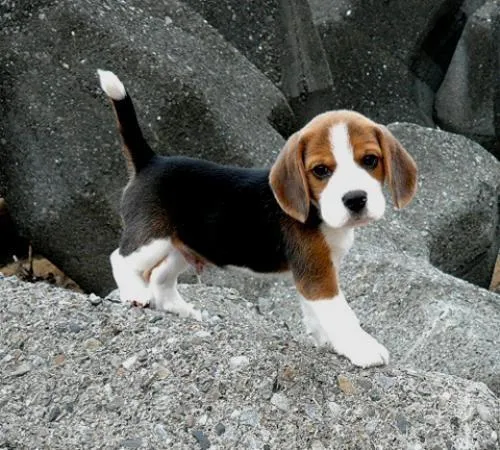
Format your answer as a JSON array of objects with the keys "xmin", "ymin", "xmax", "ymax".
[
  {"xmin": 110, "ymin": 249, "xmax": 152, "ymax": 306},
  {"xmin": 149, "ymin": 248, "xmax": 202, "ymax": 321},
  {"xmin": 110, "ymin": 239, "xmax": 171, "ymax": 307}
]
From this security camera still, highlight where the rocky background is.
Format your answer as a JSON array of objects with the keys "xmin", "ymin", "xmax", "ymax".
[{"xmin": 0, "ymin": 0, "xmax": 499, "ymax": 448}]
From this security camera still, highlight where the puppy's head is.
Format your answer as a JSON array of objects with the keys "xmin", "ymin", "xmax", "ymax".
[{"xmin": 269, "ymin": 111, "xmax": 417, "ymax": 228}]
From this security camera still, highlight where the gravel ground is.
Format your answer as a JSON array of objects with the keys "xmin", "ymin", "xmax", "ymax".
[{"xmin": 1, "ymin": 277, "xmax": 498, "ymax": 449}]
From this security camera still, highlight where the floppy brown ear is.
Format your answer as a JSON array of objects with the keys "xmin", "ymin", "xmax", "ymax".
[
  {"xmin": 269, "ymin": 132, "xmax": 310, "ymax": 223},
  {"xmin": 376, "ymin": 125, "xmax": 418, "ymax": 209}
]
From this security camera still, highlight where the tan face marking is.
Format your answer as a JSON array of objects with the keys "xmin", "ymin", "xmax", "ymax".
[
  {"xmin": 270, "ymin": 110, "xmax": 417, "ymax": 225},
  {"xmin": 300, "ymin": 111, "xmax": 386, "ymax": 206}
]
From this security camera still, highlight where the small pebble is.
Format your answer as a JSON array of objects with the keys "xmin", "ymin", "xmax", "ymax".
[
  {"xmin": 1, "ymin": 354, "xmax": 13, "ymax": 364},
  {"xmin": 48, "ymin": 406, "xmax": 61, "ymax": 422},
  {"xmin": 68, "ymin": 321, "xmax": 84, "ymax": 333},
  {"xmin": 137, "ymin": 350, "xmax": 148, "ymax": 362},
  {"xmin": 311, "ymin": 440, "xmax": 325, "ymax": 450},
  {"xmin": 193, "ymin": 330, "xmax": 211, "ymax": 339},
  {"xmin": 154, "ymin": 424, "xmax": 169, "ymax": 441},
  {"xmin": 31, "ymin": 355, "xmax": 45, "ymax": 368},
  {"xmin": 155, "ymin": 367, "xmax": 169, "ymax": 380},
  {"xmin": 239, "ymin": 408, "xmax": 259, "ymax": 427},
  {"xmin": 328, "ymin": 401, "xmax": 342, "ymax": 420},
  {"xmin": 375, "ymin": 374, "xmax": 396, "ymax": 391},
  {"xmin": 337, "ymin": 375, "xmax": 356, "ymax": 395},
  {"xmin": 395, "ymin": 413, "xmax": 410, "ymax": 434},
  {"xmin": 270, "ymin": 393, "xmax": 290, "ymax": 412},
  {"xmin": 229, "ymin": 355, "xmax": 249, "ymax": 370},
  {"xmin": 191, "ymin": 430, "xmax": 210, "ymax": 449},
  {"xmin": 121, "ymin": 438, "xmax": 142, "ymax": 448},
  {"xmin": 88, "ymin": 293, "xmax": 102, "ymax": 305},
  {"xmin": 122, "ymin": 355, "xmax": 138, "ymax": 370},
  {"xmin": 10, "ymin": 363, "xmax": 30, "ymax": 377},
  {"xmin": 84, "ymin": 338, "xmax": 103, "ymax": 352},
  {"xmin": 365, "ymin": 420, "xmax": 377, "ymax": 434},
  {"xmin": 215, "ymin": 423, "xmax": 225, "ymax": 435},
  {"xmin": 417, "ymin": 382, "xmax": 432, "ymax": 396},
  {"xmin": 439, "ymin": 391, "xmax": 452, "ymax": 406},
  {"xmin": 407, "ymin": 444, "xmax": 423, "ymax": 450},
  {"xmin": 198, "ymin": 414, "xmax": 208, "ymax": 426},
  {"xmin": 476, "ymin": 404, "xmax": 493, "ymax": 423},
  {"xmin": 304, "ymin": 403, "xmax": 317, "ymax": 420}
]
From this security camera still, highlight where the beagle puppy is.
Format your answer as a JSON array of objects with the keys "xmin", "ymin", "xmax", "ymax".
[{"xmin": 98, "ymin": 70, "xmax": 417, "ymax": 368}]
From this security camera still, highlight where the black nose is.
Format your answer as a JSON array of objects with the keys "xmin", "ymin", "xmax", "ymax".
[{"xmin": 342, "ymin": 190, "xmax": 367, "ymax": 213}]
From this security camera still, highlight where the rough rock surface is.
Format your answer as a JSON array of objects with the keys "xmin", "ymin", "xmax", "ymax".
[
  {"xmin": 1, "ymin": 277, "xmax": 499, "ymax": 449},
  {"xmin": 435, "ymin": 1, "xmax": 499, "ymax": 155},
  {"xmin": 307, "ymin": 0, "xmax": 464, "ymax": 126},
  {"xmin": 184, "ymin": 0, "xmax": 334, "ymax": 125},
  {"xmin": 181, "ymin": 0, "xmax": 283, "ymax": 84},
  {"xmin": 0, "ymin": 0, "xmax": 293, "ymax": 295},
  {"xmin": 386, "ymin": 123, "xmax": 500, "ymax": 288},
  {"xmin": 199, "ymin": 235, "xmax": 500, "ymax": 396}
]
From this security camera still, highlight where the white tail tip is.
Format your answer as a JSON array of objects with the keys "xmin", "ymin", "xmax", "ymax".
[{"xmin": 97, "ymin": 69, "xmax": 126, "ymax": 100}]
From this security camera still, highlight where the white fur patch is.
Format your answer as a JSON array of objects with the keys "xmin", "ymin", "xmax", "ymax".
[
  {"xmin": 320, "ymin": 225, "xmax": 354, "ymax": 268},
  {"xmin": 110, "ymin": 238, "xmax": 201, "ymax": 320},
  {"xmin": 149, "ymin": 249, "xmax": 202, "ymax": 321},
  {"xmin": 98, "ymin": 69, "xmax": 126, "ymax": 100},
  {"xmin": 120, "ymin": 239, "xmax": 172, "ymax": 272},
  {"xmin": 110, "ymin": 248, "xmax": 152, "ymax": 306},
  {"xmin": 300, "ymin": 293, "xmax": 389, "ymax": 368},
  {"xmin": 319, "ymin": 123, "xmax": 386, "ymax": 228}
]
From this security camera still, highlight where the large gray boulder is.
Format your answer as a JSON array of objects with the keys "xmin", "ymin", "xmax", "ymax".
[
  {"xmin": 0, "ymin": 0, "xmax": 293, "ymax": 295},
  {"xmin": 306, "ymin": 0, "xmax": 466, "ymax": 126},
  {"xmin": 1, "ymin": 277, "xmax": 498, "ymax": 449},
  {"xmin": 183, "ymin": 0, "xmax": 334, "ymax": 125},
  {"xmin": 386, "ymin": 123, "xmax": 500, "ymax": 288},
  {"xmin": 435, "ymin": 1, "xmax": 500, "ymax": 156}
]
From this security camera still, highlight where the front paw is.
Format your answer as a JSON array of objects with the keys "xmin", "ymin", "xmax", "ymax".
[
  {"xmin": 155, "ymin": 295, "xmax": 202, "ymax": 321},
  {"xmin": 177, "ymin": 303, "xmax": 202, "ymax": 322},
  {"xmin": 120, "ymin": 290, "xmax": 152, "ymax": 308},
  {"xmin": 333, "ymin": 328, "xmax": 389, "ymax": 368}
]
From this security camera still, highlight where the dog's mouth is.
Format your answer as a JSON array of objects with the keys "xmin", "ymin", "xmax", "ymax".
[{"xmin": 344, "ymin": 213, "xmax": 375, "ymax": 228}]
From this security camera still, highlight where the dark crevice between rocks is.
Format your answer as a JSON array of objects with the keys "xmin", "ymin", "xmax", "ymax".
[
  {"xmin": 0, "ymin": 199, "xmax": 29, "ymax": 266},
  {"xmin": 410, "ymin": 2, "xmax": 467, "ymax": 121},
  {"xmin": 275, "ymin": 0, "xmax": 335, "ymax": 133},
  {"xmin": 427, "ymin": 201, "xmax": 500, "ymax": 289},
  {"xmin": 268, "ymin": 103, "xmax": 297, "ymax": 140},
  {"xmin": 411, "ymin": 2, "xmax": 467, "ymax": 93}
]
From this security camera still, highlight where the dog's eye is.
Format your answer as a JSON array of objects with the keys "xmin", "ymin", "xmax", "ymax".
[
  {"xmin": 362, "ymin": 154, "xmax": 379, "ymax": 169},
  {"xmin": 312, "ymin": 165, "xmax": 332, "ymax": 179}
]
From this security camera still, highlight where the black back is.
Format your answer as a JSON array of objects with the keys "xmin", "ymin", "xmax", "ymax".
[{"xmin": 121, "ymin": 156, "xmax": 291, "ymax": 272}]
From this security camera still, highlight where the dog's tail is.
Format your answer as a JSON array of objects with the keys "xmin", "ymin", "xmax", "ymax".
[{"xmin": 98, "ymin": 69, "xmax": 155, "ymax": 175}]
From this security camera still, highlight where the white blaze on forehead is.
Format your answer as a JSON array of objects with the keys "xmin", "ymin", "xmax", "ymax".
[
  {"xmin": 329, "ymin": 123, "xmax": 354, "ymax": 165},
  {"xmin": 318, "ymin": 121, "xmax": 386, "ymax": 229}
]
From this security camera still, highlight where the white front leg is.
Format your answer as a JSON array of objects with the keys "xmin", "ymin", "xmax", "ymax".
[{"xmin": 300, "ymin": 292, "xmax": 389, "ymax": 368}]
